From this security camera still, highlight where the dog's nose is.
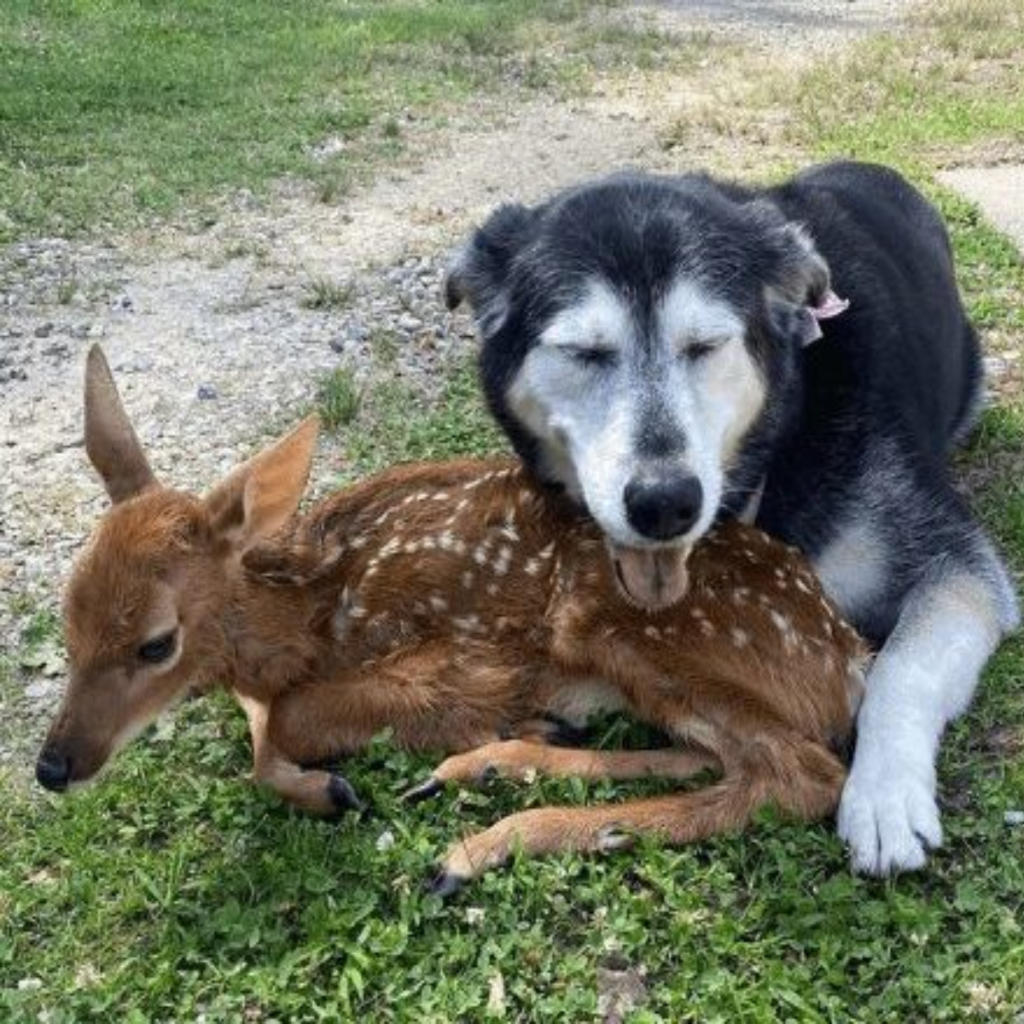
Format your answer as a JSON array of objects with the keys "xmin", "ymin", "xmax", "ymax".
[
  {"xmin": 624, "ymin": 475, "xmax": 704, "ymax": 540},
  {"xmin": 35, "ymin": 748, "xmax": 72, "ymax": 792}
]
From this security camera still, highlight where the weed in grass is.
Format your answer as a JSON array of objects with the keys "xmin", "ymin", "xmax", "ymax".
[
  {"xmin": 369, "ymin": 326, "xmax": 402, "ymax": 367},
  {"xmin": 301, "ymin": 278, "xmax": 356, "ymax": 312},
  {"xmin": 315, "ymin": 173, "xmax": 349, "ymax": 206},
  {"xmin": 18, "ymin": 605, "xmax": 61, "ymax": 651},
  {"xmin": 221, "ymin": 239, "xmax": 268, "ymax": 263},
  {"xmin": 316, "ymin": 366, "xmax": 362, "ymax": 432},
  {"xmin": 54, "ymin": 278, "xmax": 77, "ymax": 305}
]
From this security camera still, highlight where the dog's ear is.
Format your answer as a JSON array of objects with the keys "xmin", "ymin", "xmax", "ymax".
[
  {"xmin": 770, "ymin": 221, "xmax": 831, "ymax": 307},
  {"xmin": 444, "ymin": 203, "xmax": 536, "ymax": 337},
  {"xmin": 753, "ymin": 208, "xmax": 839, "ymax": 347}
]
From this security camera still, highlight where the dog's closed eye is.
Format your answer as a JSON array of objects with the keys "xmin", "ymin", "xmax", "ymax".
[
  {"xmin": 679, "ymin": 336, "xmax": 730, "ymax": 362},
  {"xmin": 563, "ymin": 345, "xmax": 619, "ymax": 369}
]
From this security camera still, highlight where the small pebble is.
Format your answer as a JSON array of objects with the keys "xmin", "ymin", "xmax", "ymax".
[{"xmin": 197, "ymin": 383, "xmax": 219, "ymax": 401}]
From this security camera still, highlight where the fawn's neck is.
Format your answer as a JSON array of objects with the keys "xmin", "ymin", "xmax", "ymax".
[{"xmin": 215, "ymin": 565, "xmax": 326, "ymax": 703}]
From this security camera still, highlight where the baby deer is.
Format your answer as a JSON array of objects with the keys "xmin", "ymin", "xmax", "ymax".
[{"xmin": 38, "ymin": 345, "xmax": 867, "ymax": 892}]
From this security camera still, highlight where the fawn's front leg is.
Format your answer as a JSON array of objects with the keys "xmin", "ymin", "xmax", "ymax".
[{"xmin": 235, "ymin": 692, "xmax": 363, "ymax": 816}]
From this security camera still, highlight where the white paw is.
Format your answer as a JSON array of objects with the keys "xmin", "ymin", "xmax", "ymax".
[{"xmin": 837, "ymin": 767, "xmax": 942, "ymax": 876}]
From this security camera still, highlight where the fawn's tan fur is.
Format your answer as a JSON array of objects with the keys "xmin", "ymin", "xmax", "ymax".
[{"xmin": 40, "ymin": 345, "xmax": 867, "ymax": 887}]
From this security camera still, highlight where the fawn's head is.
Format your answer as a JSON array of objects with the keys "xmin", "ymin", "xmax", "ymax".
[{"xmin": 35, "ymin": 346, "xmax": 318, "ymax": 793}]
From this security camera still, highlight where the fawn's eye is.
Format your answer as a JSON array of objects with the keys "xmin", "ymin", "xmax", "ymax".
[{"xmin": 138, "ymin": 630, "xmax": 177, "ymax": 665}]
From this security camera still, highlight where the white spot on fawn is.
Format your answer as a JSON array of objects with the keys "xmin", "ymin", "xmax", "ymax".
[
  {"xmin": 730, "ymin": 628, "xmax": 749, "ymax": 648},
  {"xmin": 493, "ymin": 546, "xmax": 513, "ymax": 575}
]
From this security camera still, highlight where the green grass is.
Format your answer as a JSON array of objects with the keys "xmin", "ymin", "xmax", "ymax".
[
  {"xmin": 3, "ymin": 0, "xmax": 1024, "ymax": 1020},
  {"xmin": 0, "ymin": 0, "xmax": 625, "ymax": 243},
  {"xmin": 785, "ymin": 0, "xmax": 1024, "ymax": 169},
  {"xmin": 345, "ymin": 361, "xmax": 505, "ymax": 475},
  {"xmin": 315, "ymin": 366, "xmax": 362, "ymax": 433},
  {"xmin": 301, "ymin": 278, "xmax": 357, "ymax": 312}
]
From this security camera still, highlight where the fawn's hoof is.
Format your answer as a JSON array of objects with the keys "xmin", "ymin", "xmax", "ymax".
[
  {"xmin": 402, "ymin": 776, "xmax": 444, "ymax": 804},
  {"xmin": 426, "ymin": 868, "xmax": 467, "ymax": 899},
  {"xmin": 328, "ymin": 774, "xmax": 365, "ymax": 814}
]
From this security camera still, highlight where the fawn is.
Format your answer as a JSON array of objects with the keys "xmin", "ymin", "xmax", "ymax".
[{"xmin": 37, "ymin": 345, "xmax": 867, "ymax": 892}]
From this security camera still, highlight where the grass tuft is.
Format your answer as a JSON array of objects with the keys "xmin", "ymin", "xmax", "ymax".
[
  {"xmin": 316, "ymin": 366, "xmax": 362, "ymax": 432},
  {"xmin": 301, "ymin": 277, "xmax": 357, "ymax": 312}
]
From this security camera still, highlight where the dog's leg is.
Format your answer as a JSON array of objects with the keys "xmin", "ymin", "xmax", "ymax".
[
  {"xmin": 406, "ymin": 739, "xmax": 718, "ymax": 800},
  {"xmin": 838, "ymin": 558, "xmax": 1018, "ymax": 875}
]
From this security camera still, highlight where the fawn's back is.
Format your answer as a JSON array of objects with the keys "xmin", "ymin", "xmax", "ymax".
[{"xmin": 245, "ymin": 456, "xmax": 865, "ymax": 755}]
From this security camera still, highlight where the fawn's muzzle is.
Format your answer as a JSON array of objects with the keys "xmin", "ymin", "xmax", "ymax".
[{"xmin": 35, "ymin": 747, "xmax": 72, "ymax": 792}]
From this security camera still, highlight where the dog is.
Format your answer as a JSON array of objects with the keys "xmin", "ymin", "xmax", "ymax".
[{"xmin": 445, "ymin": 160, "xmax": 1020, "ymax": 875}]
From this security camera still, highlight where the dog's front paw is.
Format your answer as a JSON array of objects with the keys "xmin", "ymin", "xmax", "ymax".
[{"xmin": 837, "ymin": 764, "xmax": 942, "ymax": 876}]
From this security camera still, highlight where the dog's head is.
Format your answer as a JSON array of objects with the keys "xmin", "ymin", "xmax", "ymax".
[{"xmin": 447, "ymin": 172, "xmax": 833, "ymax": 609}]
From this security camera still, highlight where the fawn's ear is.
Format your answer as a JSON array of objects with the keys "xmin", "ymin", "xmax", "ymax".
[
  {"xmin": 84, "ymin": 344, "xmax": 157, "ymax": 503},
  {"xmin": 204, "ymin": 416, "xmax": 319, "ymax": 551}
]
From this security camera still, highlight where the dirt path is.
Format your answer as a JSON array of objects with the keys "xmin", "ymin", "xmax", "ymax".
[{"xmin": 0, "ymin": 1, "xmax": 914, "ymax": 781}]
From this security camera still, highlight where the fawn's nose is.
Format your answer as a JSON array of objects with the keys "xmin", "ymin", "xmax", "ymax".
[
  {"xmin": 624, "ymin": 474, "xmax": 704, "ymax": 541},
  {"xmin": 35, "ymin": 748, "xmax": 72, "ymax": 792}
]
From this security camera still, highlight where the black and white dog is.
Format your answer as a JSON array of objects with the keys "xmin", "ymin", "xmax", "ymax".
[{"xmin": 446, "ymin": 161, "xmax": 1020, "ymax": 875}]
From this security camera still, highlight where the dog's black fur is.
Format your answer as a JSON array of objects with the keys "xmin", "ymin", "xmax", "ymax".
[{"xmin": 448, "ymin": 161, "xmax": 1019, "ymax": 874}]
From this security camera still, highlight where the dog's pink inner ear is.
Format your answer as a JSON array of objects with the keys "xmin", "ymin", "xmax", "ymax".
[
  {"xmin": 800, "ymin": 291, "xmax": 850, "ymax": 347},
  {"xmin": 810, "ymin": 290, "xmax": 850, "ymax": 321}
]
